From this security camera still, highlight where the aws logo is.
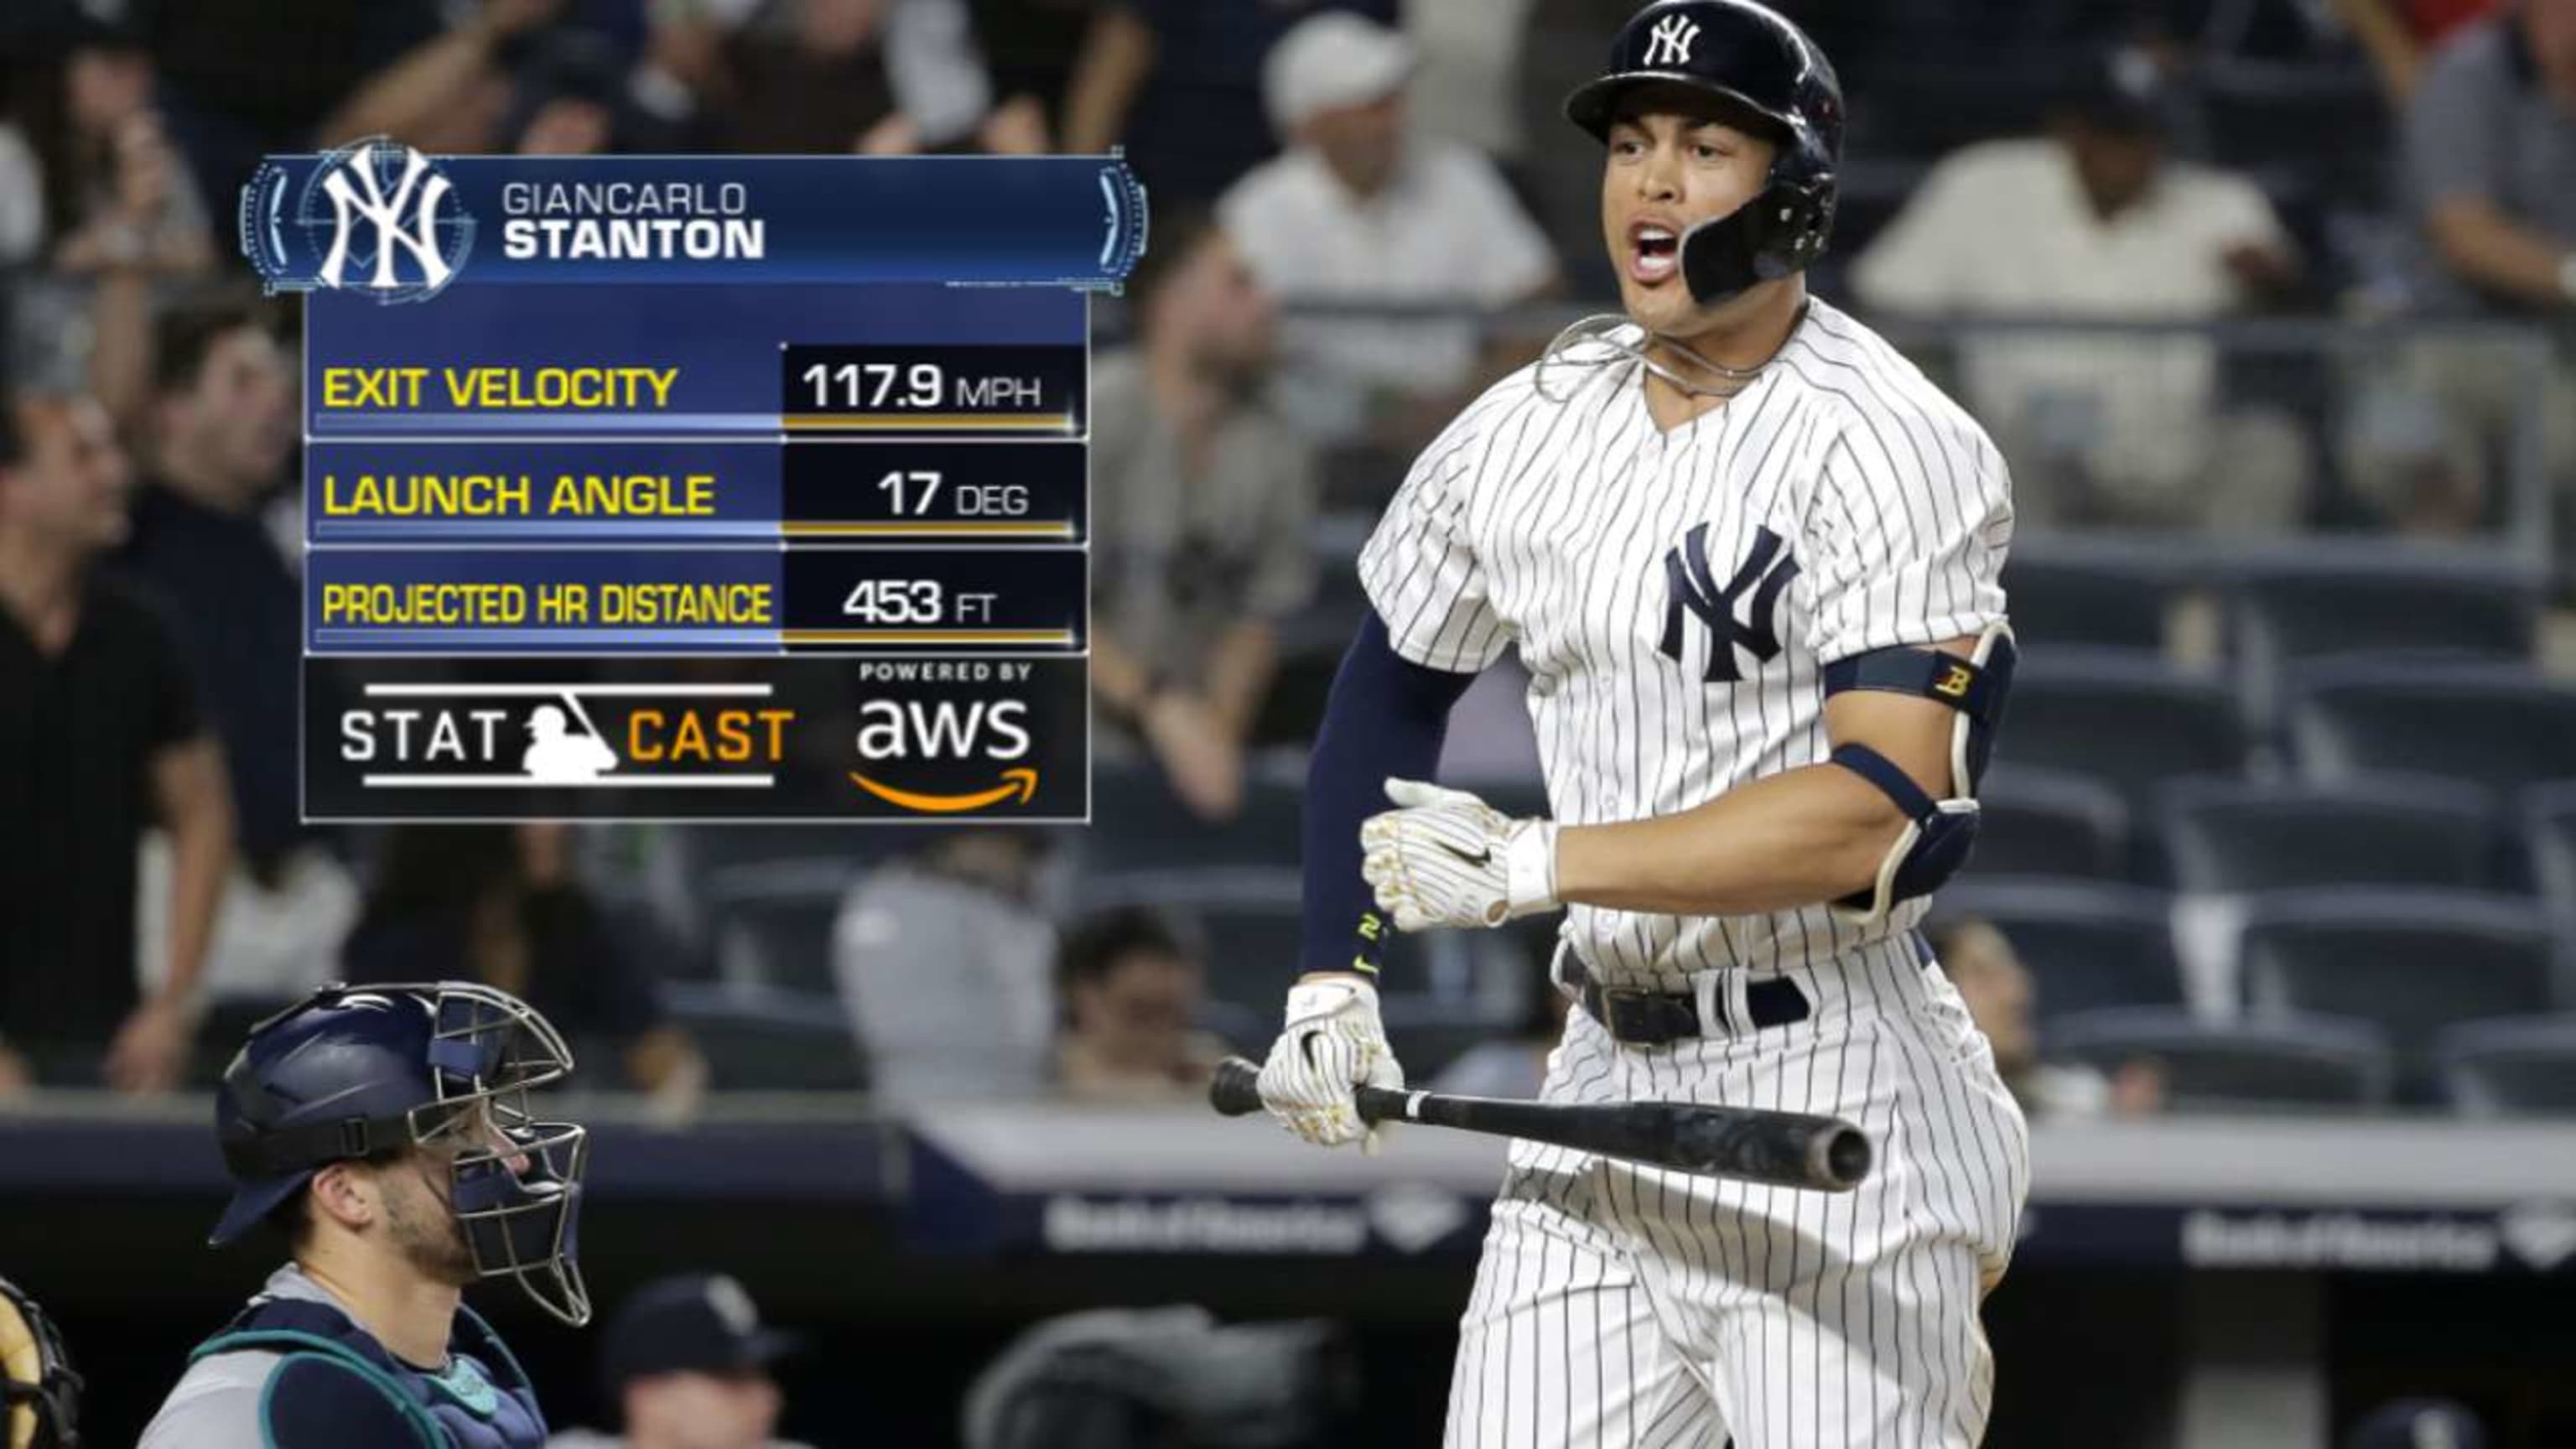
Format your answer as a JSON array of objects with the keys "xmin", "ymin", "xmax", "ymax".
[{"xmin": 847, "ymin": 694, "xmax": 1040, "ymax": 813}]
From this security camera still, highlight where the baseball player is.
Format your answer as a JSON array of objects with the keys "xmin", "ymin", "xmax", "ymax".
[
  {"xmin": 140, "ymin": 982, "xmax": 592, "ymax": 1447},
  {"xmin": 1255, "ymin": 3, "xmax": 2031, "ymax": 1445}
]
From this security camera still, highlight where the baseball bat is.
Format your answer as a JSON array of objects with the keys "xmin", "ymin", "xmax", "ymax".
[{"xmin": 1208, "ymin": 1057, "xmax": 1872, "ymax": 1192}]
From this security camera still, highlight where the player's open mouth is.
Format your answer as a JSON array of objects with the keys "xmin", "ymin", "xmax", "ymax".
[{"xmin": 1628, "ymin": 221, "xmax": 1680, "ymax": 285}]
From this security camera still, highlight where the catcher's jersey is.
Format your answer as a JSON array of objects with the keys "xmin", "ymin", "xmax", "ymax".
[{"xmin": 1359, "ymin": 299, "xmax": 2012, "ymax": 989}]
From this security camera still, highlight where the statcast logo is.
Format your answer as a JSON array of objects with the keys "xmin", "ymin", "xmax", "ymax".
[
  {"xmin": 340, "ymin": 683, "xmax": 792, "ymax": 790},
  {"xmin": 244, "ymin": 138, "xmax": 475, "ymax": 304},
  {"xmin": 845, "ymin": 662, "xmax": 1041, "ymax": 813}
]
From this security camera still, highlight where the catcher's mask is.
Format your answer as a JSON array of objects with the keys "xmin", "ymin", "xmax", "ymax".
[
  {"xmin": 0, "ymin": 1274, "xmax": 80, "ymax": 1449},
  {"xmin": 210, "ymin": 981, "xmax": 592, "ymax": 1327}
]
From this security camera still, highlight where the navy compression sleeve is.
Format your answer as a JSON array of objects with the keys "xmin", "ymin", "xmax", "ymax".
[{"xmin": 1300, "ymin": 612, "xmax": 1479, "ymax": 978}]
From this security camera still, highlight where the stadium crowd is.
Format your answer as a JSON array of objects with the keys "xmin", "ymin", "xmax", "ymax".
[{"xmin": 3, "ymin": 0, "xmax": 2576, "ymax": 1141}]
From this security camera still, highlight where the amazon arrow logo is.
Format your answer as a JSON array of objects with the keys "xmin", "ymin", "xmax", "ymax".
[
  {"xmin": 847, "ymin": 697, "xmax": 1039, "ymax": 816},
  {"xmin": 850, "ymin": 767, "xmax": 1039, "ymax": 813}
]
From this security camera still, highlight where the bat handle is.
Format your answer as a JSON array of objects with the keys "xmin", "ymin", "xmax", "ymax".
[{"xmin": 1208, "ymin": 1056, "xmax": 1415, "ymax": 1124}]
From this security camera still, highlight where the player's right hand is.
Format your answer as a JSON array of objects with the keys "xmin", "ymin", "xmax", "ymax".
[{"xmin": 1256, "ymin": 974, "xmax": 1405, "ymax": 1152}]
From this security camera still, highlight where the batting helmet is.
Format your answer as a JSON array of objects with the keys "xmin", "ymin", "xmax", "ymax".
[
  {"xmin": 0, "ymin": 1273, "xmax": 79, "ymax": 1449},
  {"xmin": 1565, "ymin": 0, "xmax": 1843, "ymax": 307},
  {"xmin": 210, "ymin": 981, "xmax": 593, "ymax": 1326}
]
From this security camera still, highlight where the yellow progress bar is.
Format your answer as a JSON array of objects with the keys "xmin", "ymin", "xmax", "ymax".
[
  {"xmin": 782, "ymin": 630, "xmax": 1078, "ymax": 645},
  {"xmin": 780, "ymin": 522, "xmax": 1075, "ymax": 538},
  {"xmin": 782, "ymin": 413, "xmax": 1075, "ymax": 432}
]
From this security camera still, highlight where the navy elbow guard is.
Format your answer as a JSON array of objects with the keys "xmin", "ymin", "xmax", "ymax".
[{"xmin": 1823, "ymin": 621, "xmax": 2017, "ymax": 927}]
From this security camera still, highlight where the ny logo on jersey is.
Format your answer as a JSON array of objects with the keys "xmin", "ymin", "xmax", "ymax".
[
  {"xmin": 1642, "ymin": 14, "xmax": 1701, "ymax": 67},
  {"xmin": 1659, "ymin": 522, "xmax": 1800, "ymax": 683}
]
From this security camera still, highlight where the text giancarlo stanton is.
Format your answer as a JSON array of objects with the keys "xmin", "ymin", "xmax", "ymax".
[{"xmin": 496, "ymin": 180, "xmax": 766, "ymax": 261}]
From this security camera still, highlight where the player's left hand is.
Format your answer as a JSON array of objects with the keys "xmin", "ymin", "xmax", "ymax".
[{"xmin": 1361, "ymin": 778, "xmax": 1559, "ymax": 931}]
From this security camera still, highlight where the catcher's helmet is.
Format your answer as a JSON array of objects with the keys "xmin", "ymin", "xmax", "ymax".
[
  {"xmin": 0, "ymin": 1273, "xmax": 78, "ymax": 1449},
  {"xmin": 210, "ymin": 981, "xmax": 592, "ymax": 1326},
  {"xmin": 1565, "ymin": 0, "xmax": 1843, "ymax": 306}
]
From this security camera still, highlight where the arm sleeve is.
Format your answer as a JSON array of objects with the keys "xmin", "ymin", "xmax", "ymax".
[
  {"xmin": 1298, "ymin": 612, "xmax": 1478, "ymax": 977},
  {"xmin": 1356, "ymin": 402, "xmax": 1509, "ymax": 671},
  {"xmin": 1803, "ymin": 410, "xmax": 2013, "ymax": 665}
]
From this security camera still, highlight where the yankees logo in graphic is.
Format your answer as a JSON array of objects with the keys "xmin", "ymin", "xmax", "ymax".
[
  {"xmin": 1659, "ymin": 522, "xmax": 1799, "ymax": 683},
  {"xmin": 1642, "ymin": 13, "xmax": 1701, "ymax": 67}
]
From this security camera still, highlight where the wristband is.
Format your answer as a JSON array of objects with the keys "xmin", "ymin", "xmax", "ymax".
[{"xmin": 1503, "ymin": 819, "xmax": 1561, "ymax": 917}]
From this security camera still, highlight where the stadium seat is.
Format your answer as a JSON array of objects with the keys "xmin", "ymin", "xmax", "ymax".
[
  {"xmin": 2046, "ymin": 1005, "xmax": 2393, "ymax": 1112},
  {"xmin": 2158, "ymin": 776, "xmax": 2496, "ymax": 894},
  {"xmin": 1998, "ymin": 542, "xmax": 2179, "ymax": 652},
  {"xmin": 1969, "ymin": 766, "xmax": 2132, "ymax": 881},
  {"xmin": 2239, "ymin": 889, "xmax": 2559, "ymax": 1097},
  {"xmin": 1082, "ymin": 753, "xmax": 1306, "ymax": 875},
  {"xmin": 1931, "ymin": 879, "xmax": 2184, "ymax": 1022},
  {"xmin": 2224, "ymin": 548, "xmax": 2539, "ymax": 729},
  {"xmin": 2288, "ymin": 662, "xmax": 2576, "ymax": 792},
  {"xmin": 2437, "ymin": 1015, "xmax": 2576, "ymax": 1117},
  {"xmin": 705, "ymin": 859, "xmax": 857, "ymax": 995},
  {"xmin": 663, "ymin": 984, "xmax": 865, "ymax": 1092},
  {"xmin": 1993, "ymin": 651, "xmax": 2242, "ymax": 811}
]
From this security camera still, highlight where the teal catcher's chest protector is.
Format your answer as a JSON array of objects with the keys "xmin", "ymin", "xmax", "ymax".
[{"xmin": 192, "ymin": 1296, "xmax": 545, "ymax": 1448}]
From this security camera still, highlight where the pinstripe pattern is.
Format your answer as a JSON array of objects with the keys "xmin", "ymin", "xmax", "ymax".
[{"xmin": 1362, "ymin": 300, "xmax": 2028, "ymax": 1446}]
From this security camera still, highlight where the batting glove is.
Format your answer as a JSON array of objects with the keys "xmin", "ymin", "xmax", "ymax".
[
  {"xmin": 1360, "ymin": 778, "xmax": 1560, "ymax": 932},
  {"xmin": 1256, "ymin": 975, "xmax": 1405, "ymax": 1151}
]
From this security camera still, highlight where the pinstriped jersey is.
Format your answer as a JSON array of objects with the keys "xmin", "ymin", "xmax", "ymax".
[{"xmin": 1358, "ymin": 298, "xmax": 2013, "ymax": 990}]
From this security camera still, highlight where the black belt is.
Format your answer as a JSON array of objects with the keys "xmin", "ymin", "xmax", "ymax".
[{"xmin": 1558, "ymin": 953, "xmax": 1811, "ymax": 1046}]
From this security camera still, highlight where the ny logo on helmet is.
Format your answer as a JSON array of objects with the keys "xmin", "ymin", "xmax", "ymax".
[
  {"xmin": 1659, "ymin": 522, "xmax": 1799, "ymax": 683},
  {"xmin": 314, "ymin": 141, "xmax": 469, "ymax": 299},
  {"xmin": 1643, "ymin": 13, "xmax": 1701, "ymax": 67}
]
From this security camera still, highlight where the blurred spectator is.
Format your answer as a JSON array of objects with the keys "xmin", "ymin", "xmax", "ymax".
[
  {"xmin": 0, "ymin": 387, "xmax": 231, "ymax": 1093},
  {"xmin": 509, "ymin": 29, "xmax": 634, "ymax": 156},
  {"xmin": 148, "ymin": 0, "xmax": 445, "ymax": 199},
  {"xmin": 313, "ymin": 0, "xmax": 564, "ymax": 156},
  {"xmin": 1218, "ymin": 12, "xmax": 1557, "ymax": 448},
  {"xmin": 2327, "ymin": 0, "xmax": 2503, "ymax": 103},
  {"xmin": 1404, "ymin": 0, "xmax": 1538, "ymax": 165},
  {"xmin": 1062, "ymin": 0, "xmax": 1397, "ymax": 210},
  {"xmin": 2343, "ymin": 1396, "xmax": 2489, "ymax": 1449},
  {"xmin": 1430, "ymin": 955, "xmax": 1569, "ymax": 1101},
  {"xmin": 720, "ymin": 0, "xmax": 999, "ymax": 157},
  {"xmin": 1089, "ymin": 211, "xmax": 1311, "ymax": 822},
  {"xmin": 1851, "ymin": 49, "xmax": 2314, "ymax": 533},
  {"xmin": 1053, "ymin": 906, "xmax": 1228, "ymax": 1102},
  {"xmin": 834, "ymin": 830, "xmax": 1057, "ymax": 1103},
  {"xmin": 2347, "ymin": 0, "xmax": 2576, "ymax": 534},
  {"xmin": 117, "ymin": 295, "xmax": 357, "ymax": 1002},
  {"xmin": 963, "ymin": 0, "xmax": 1096, "ymax": 152},
  {"xmin": 551, "ymin": 1272, "xmax": 813, "ymax": 1449},
  {"xmin": 341, "ymin": 824, "xmax": 709, "ymax": 1117},
  {"xmin": 8, "ymin": 8, "xmax": 213, "ymax": 283},
  {"xmin": 1929, "ymin": 916, "xmax": 2164, "ymax": 1118}
]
